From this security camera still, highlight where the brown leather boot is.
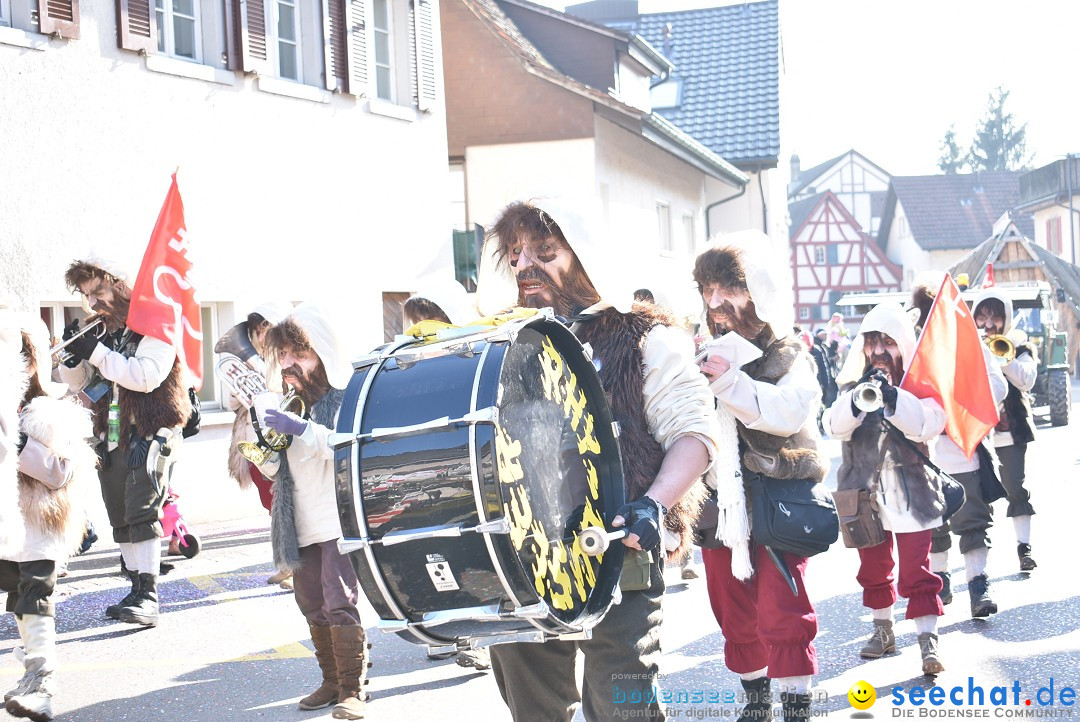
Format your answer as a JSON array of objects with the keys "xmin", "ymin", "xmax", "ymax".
[
  {"xmin": 330, "ymin": 624, "xmax": 370, "ymax": 720},
  {"xmin": 298, "ymin": 625, "xmax": 337, "ymax": 710}
]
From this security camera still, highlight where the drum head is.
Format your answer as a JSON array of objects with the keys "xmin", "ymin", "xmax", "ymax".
[{"xmin": 493, "ymin": 319, "xmax": 625, "ymax": 628}]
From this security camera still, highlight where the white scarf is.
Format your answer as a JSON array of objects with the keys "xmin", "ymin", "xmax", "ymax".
[{"xmin": 710, "ymin": 401, "xmax": 753, "ymax": 580}]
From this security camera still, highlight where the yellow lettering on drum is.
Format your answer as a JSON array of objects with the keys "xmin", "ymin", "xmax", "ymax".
[
  {"xmin": 545, "ymin": 543, "xmax": 575, "ymax": 610},
  {"xmin": 563, "ymin": 372, "xmax": 587, "ymax": 429},
  {"xmin": 576, "ymin": 412, "xmax": 601, "ymax": 455}
]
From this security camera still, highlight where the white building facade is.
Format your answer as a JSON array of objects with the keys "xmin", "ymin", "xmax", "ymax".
[{"xmin": 1, "ymin": 0, "xmax": 451, "ymax": 411}]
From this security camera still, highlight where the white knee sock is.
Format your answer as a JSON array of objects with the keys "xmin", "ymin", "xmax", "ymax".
[
  {"xmin": 963, "ymin": 547, "xmax": 988, "ymax": 581},
  {"xmin": 774, "ymin": 675, "xmax": 811, "ymax": 695},
  {"xmin": 913, "ymin": 615, "xmax": 938, "ymax": 635},
  {"xmin": 1013, "ymin": 515, "xmax": 1032, "ymax": 544},
  {"xmin": 739, "ymin": 667, "xmax": 768, "ymax": 682},
  {"xmin": 929, "ymin": 551, "xmax": 949, "ymax": 574},
  {"xmin": 133, "ymin": 538, "xmax": 160, "ymax": 577},
  {"xmin": 119, "ymin": 542, "xmax": 137, "ymax": 573},
  {"xmin": 872, "ymin": 605, "xmax": 894, "ymax": 622}
]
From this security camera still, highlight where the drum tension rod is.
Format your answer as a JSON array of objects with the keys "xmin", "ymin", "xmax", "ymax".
[
  {"xmin": 338, "ymin": 518, "xmax": 511, "ymax": 553},
  {"xmin": 328, "ymin": 406, "xmax": 499, "ymax": 449},
  {"xmin": 378, "ymin": 602, "xmax": 550, "ymax": 631}
]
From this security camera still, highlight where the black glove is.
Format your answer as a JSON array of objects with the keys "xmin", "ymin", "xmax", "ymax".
[
  {"xmin": 868, "ymin": 370, "xmax": 898, "ymax": 411},
  {"xmin": 614, "ymin": 497, "xmax": 663, "ymax": 551},
  {"xmin": 62, "ymin": 319, "xmax": 100, "ymax": 367}
]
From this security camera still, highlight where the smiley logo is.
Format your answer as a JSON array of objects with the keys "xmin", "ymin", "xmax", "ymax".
[{"xmin": 848, "ymin": 681, "xmax": 876, "ymax": 710}]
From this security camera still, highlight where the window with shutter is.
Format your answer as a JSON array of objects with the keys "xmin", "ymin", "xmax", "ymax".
[
  {"xmin": 117, "ymin": 0, "xmax": 155, "ymax": 51},
  {"xmin": 39, "ymin": 0, "xmax": 79, "ymax": 39},
  {"xmin": 411, "ymin": 0, "xmax": 434, "ymax": 111},
  {"xmin": 236, "ymin": 0, "xmax": 270, "ymax": 73},
  {"xmin": 346, "ymin": 0, "xmax": 368, "ymax": 95}
]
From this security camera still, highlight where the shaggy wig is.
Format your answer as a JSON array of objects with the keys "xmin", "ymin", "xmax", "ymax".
[
  {"xmin": 64, "ymin": 261, "xmax": 120, "ymax": 294},
  {"xmin": 693, "ymin": 245, "xmax": 748, "ymax": 293}
]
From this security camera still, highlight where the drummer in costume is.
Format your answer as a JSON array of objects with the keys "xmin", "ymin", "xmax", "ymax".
[
  {"xmin": 909, "ymin": 277, "xmax": 1008, "ymax": 618},
  {"xmin": 1, "ymin": 312, "xmax": 96, "ymax": 721},
  {"xmin": 253, "ymin": 303, "xmax": 368, "ymax": 720},
  {"xmin": 60, "ymin": 257, "xmax": 191, "ymax": 627},
  {"xmin": 972, "ymin": 288, "xmax": 1038, "ymax": 572},
  {"xmin": 220, "ymin": 302, "xmax": 294, "ymax": 587},
  {"xmin": 693, "ymin": 235, "xmax": 827, "ymax": 721},
  {"xmin": 823, "ymin": 303, "xmax": 948, "ymax": 676},
  {"xmin": 477, "ymin": 200, "xmax": 719, "ymax": 721}
]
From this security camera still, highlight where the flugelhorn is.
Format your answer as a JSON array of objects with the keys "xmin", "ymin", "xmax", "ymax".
[
  {"xmin": 51, "ymin": 316, "xmax": 107, "ymax": 364},
  {"xmin": 237, "ymin": 389, "xmax": 306, "ymax": 466},
  {"xmin": 984, "ymin": 334, "xmax": 1015, "ymax": 363},
  {"xmin": 853, "ymin": 381, "xmax": 884, "ymax": 413}
]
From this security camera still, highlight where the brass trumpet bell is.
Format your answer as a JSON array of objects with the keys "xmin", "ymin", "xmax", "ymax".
[
  {"xmin": 984, "ymin": 334, "xmax": 1015, "ymax": 363},
  {"xmin": 237, "ymin": 390, "xmax": 306, "ymax": 466},
  {"xmin": 853, "ymin": 381, "xmax": 884, "ymax": 413}
]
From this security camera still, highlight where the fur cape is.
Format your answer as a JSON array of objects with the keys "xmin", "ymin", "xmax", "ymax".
[
  {"xmin": 737, "ymin": 336, "xmax": 829, "ymax": 482},
  {"xmin": 996, "ymin": 343, "xmax": 1037, "ymax": 445},
  {"xmin": 18, "ymin": 395, "xmax": 98, "ymax": 551},
  {"xmin": 91, "ymin": 329, "xmax": 191, "ymax": 444},
  {"xmin": 574, "ymin": 305, "xmax": 706, "ymax": 563},
  {"xmin": 835, "ymin": 396, "xmax": 945, "ymax": 525},
  {"xmin": 0, "ymin": 348, "xmax": 28, "ymax": 559},
  {"xmin": 229, "ymin": 407, "xmax": 257, "ymax": 488},
  {"xmin": 271, "ymin": 387, "xmax": 345, "ymax": 573}
]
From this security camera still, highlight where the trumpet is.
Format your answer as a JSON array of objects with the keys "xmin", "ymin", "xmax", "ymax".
[
  {"xmin": 237, "ymin": 389, "xmax": 306, "ymax": 466},
  {"xmin": 50, "ymin": 316, "xmax": 107, "ymax": 364},
  {"xmin": 853, "ymin": 381, "xmax": 884, "ymax": 413},
  {"xmin": 984, "ymin": 334, "xmax": 1015, "ymax": 363}
]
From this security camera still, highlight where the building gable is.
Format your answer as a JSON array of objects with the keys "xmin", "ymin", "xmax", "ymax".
[{"xmin": 790, "ymin": 191, "xmax": 902, "ymax": 325}]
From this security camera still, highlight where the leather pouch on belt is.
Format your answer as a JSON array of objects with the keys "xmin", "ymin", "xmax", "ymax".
[{"xmin": 618, "ymin": 549, "xmax": 654, "ymax": 592}]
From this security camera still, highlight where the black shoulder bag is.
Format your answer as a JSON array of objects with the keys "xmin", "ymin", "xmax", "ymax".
[
  {"xmin": 747, "ymin": 471, "xmax": 838, "ymax": 558},
  {"xmin": 881, "ymin": 418, "xmax": 966, "ymax": 521}
]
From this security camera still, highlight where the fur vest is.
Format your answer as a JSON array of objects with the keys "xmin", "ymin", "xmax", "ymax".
[
  {"xmin": 574, "ymin": 305, "xmax": 706, "ymax": 562},
  {"xmin": 835, "ymin": 405, "xmax": 944, "ymax": 525},
  {"xmin": 995, "ymin": 343, "xmax": 1036, "ymax": 445},
  {"xmin": 271, "ymin": 387, "xmax": 345, "ymax": 573},
  {"xmin": 737, "ymin": 336, "xmax": 828, "ymax": 482},
  {"xmin": 0, "ymin": 351, "xmax": 28, "ymax": 559},
  {"xmin": 17, "ymin": 395, "xmax": 98, "ymax": 553},
  {"xmin": 91, "ymin": 328, "xmax": 192, "ymax": 445}
]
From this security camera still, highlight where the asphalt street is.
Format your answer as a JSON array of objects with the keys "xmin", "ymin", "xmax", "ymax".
[{"xmin": 2, "ymin": 383, "xmax": 1078, "ymax": 721}]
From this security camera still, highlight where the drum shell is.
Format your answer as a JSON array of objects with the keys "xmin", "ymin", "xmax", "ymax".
[{"xmin": 335, "ymin": 318, "xmax": 625, "ymax": 645}]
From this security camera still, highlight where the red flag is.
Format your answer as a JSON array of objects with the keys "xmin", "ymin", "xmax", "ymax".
[
  {"xmin": 127, "ymin": 173, "xmax": 204, "ymax": 390},
  {"xmin": 900, "ymin": 274, "xmax": 998, "ymax": 458},
  {"xmin": 984, "ymin": 263, "xmax": 995, "ymax": 288}
]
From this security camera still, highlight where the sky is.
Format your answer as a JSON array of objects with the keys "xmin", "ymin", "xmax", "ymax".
[{"xmin": 537, "ymin": 0, "xmax": 1079, "ymax": 178}]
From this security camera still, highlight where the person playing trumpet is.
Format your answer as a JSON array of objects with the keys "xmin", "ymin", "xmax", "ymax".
[
  {"xmin": 59, "ymin": 257, "xmax": 191, "ymax": 627},
  {"xmin": 823, "ymin": 303, "xmax": 949, "ymax": 676},
  {"xmin": 252, "ymin": 303, "xmax": 368, "ymax": 720},
  {"xmin": 973, "ymin": 289, "xmax": 1039, "ymax": 572},
  {"xmin": 217, "ymin": 302, "xmax": 294, "ymax": 587}
]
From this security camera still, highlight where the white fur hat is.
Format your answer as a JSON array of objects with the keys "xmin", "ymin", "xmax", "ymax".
[
  {"xmin": 696, "ymin": 230, "xmax": 796, "ymax": 340},
  {"xmin": 75, "ymin": 254, "xmax": 136, "ymax": 286},
  {"xmin": 836, "ymin": 302, "xmax": 918, "ymax": 387},
  {"xmin": 285, "ymin": 302, "xmax": 351, "ymax": 391}
]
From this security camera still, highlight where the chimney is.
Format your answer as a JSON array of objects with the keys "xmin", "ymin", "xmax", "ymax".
[{"xmin": 790, "ymin": 154, "xmax": 801, "ymax": 181}]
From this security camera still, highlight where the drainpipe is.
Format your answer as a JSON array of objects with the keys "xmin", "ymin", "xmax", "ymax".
[
  {"xmin": 757, "ymin": 164, "xmax": 768, "ymax": 232},
  {"xmin": 705, "ymin": 180, "xmax": 748, "ymax": 240}
]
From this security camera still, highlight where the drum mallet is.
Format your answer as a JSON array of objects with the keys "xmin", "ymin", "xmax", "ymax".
[{"xmin": 578, "ymin": 527, "xmax": 629, "ymax": 556}]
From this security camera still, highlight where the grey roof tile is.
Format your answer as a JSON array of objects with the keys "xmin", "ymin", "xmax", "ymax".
[{"xmin": 566, "ymin": 0, "xmax": 780, "ymax": 165}]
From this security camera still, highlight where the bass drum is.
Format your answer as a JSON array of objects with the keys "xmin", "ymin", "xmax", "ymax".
[{"xmin": 332, "ymin": 311, "xmax": 626, "ymax": 648}]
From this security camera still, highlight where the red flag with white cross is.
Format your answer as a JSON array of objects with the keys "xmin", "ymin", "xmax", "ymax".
[
  {"xmin": 900, "ymin": 274, "xmax": 998, "ymax": 458},
  {"xmin": 126, "ymin": 173, "xmax": 204, "ymax": 390}
]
